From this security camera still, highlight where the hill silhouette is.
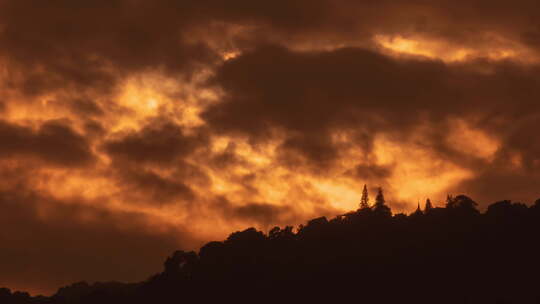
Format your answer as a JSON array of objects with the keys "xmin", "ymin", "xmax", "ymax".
[{"xmin": 3, "ymin": 192, "xmax": 540, "ymax": 304}]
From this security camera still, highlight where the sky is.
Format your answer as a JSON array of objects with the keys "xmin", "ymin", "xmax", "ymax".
[{"xmin": 1, "ymin": 0, "xmax": 540, "ymax": 295}]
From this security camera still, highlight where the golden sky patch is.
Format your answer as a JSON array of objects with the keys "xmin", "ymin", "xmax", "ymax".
[{"xmin": 374, "ymin": 34, "xmax": 532, "ymax": 63}]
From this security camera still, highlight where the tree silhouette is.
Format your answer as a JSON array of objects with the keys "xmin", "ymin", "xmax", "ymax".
[
  {"xmin": 372, "ymin": 187, "xmax": 391, "ymax": 217},
  {"xmin": 411, "ymin": 202, "xmax": 423, "ymax": 216},
  {"xmin": 3, "ymin": 191, "xmax": 540, "ymax": 304},
  {"xmin": 163, "ymin": 250, "xmax": 198, "ymax": 277},
  {"xmin": 359, "ymin": 184, "xmax": 370, "ymax": 209},
  {"xmin": 374, "ymin": 187, "xmax": 385, "ymax": 206},
  {"xmin": 447, "ymin": 194, "xmax": 479, "ymax": 215},
  {"xmin": 425, "ymin": 198, "xmax": 433, "ymax": 212}
]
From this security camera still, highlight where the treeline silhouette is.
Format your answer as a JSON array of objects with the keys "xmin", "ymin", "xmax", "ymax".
[{"xmin": 3, "ymin": 188, "xmax": 540, "ymax": 304}]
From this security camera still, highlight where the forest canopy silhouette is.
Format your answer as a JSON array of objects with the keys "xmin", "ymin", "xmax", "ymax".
[{"xmin": 3, "ymin": 187, "xmax": 540, "ymax": 304}]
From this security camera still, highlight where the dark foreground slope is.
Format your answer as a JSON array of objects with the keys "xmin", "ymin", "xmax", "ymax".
[{"xmin": 3, "ymin": 195, "xmax": 540, "ymax": 304}]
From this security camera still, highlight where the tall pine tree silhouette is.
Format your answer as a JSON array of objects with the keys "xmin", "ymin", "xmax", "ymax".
[
  {"xmin": 425, "ymin": 198, "xmax": 433, "ymax": 212},
  {"xmin": 373, "ymin": 187, "xmax": 392, "ymax": 217},
  {"xmin": 375, "ymin": 188, "xmax": 385, "ymax": 207},
  {"xmin": 360, "ymin": 184, "xmax": 370, "ymax": 209}
]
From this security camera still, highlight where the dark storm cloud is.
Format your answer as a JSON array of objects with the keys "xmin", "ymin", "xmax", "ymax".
[
  {"xmin": 103, "ymin": 122, "xmax": 206, "ymax": 166},
  {"xmin": 202, "ymin": 46, "xmax": 453, "ymax": 166},
  {"xmin": 233, "ymin": 202, "xmax": 294, "ymax": 227},
  {"xmin": 102, "ymin": 121, "xmax": 210, "ymax": 205},
  {"xmin": 213, "ymin": 196, "xmax": 297, "ymax": 227},
  {"xmin": 277, "ymin": 134, "xmax": 340, "ymax": 170},
  {"xmin": 68, "ymin": 98, "xmax": 104, "ymax": 117},
  {"xmin": 204, "ymin": 45, "xmax": 540, "ymax": 162},
  {"xmin": 2, "ymin": 0, "xmax": 540, "ymax": 99},
  {"xmin": 211, "ymin": 193, "xmax": 343, "ymax": 229},
  {"xmin": 0, "ymin": 120, "xmax": 94, "ymax": 167},
  {"xmin": 346, "ymin": 163, "xmax": 394, "ymax": 180},
  {"xmin": 452, "ymin": 154, "xmax": 540, "ymax": 206},
  {"xmin": 465, "ymin": 171, "xmax": 540, "ymax": 204},
  {"xmin": 0, "ymin": 0, "xmax": 217, "ymax": 97},
  {"xmin": 180, "ymin": 0, "xmax": 540, "ymax": 55},
  {"xmin": 452, "ymin": 119, "xmax": 540, "ymax": 205},
  {"xmin": 1, "ymin": 0, "xmax": 540, "ymax": 102},
  {"xmin": 207, "ymin": 45, "xmax": 540, "ymax": 134},
  {"xmin": 116, "ymin": 168, "xmax": 196, "ymax": 205},
  {"xmin": 500, "ymin": 114, "xmax": 540, "ymax": 170},
  {"xmin": 208, "ymin": 142, "xmax": 247, "ymax": 169}
]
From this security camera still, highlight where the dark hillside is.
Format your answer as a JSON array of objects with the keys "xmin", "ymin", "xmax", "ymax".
[{"xmin": 3, "ymin": 195, "xmax": 540, "ymax": 304}]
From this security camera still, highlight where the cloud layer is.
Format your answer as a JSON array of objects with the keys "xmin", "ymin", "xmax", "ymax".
[{"xmin": 1, "ymin": 0, "xmax": 540, "ymax": 294}]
